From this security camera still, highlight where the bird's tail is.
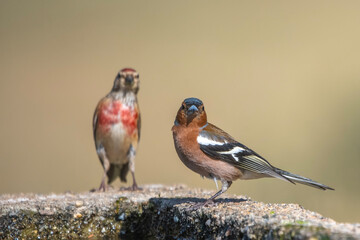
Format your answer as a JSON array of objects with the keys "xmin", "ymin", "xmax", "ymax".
[{"xmin": 273, "ymin": 167, "xmax": 334, "ymax": 190}]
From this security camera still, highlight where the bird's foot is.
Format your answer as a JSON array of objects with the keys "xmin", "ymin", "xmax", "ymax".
[
  {"xmin": 90, "ymin": 186, "xmax": 108, "ymax": 192},
  {"xmin": 121, "ymin": 184, "xmax": 142, "ymax": 191},
  {"xmin": 131, "ymin": 183, "xmax": 142, "ymax": 191},
  {"xmin": 93, "ymin": 181, "xmax": 109, "ymax": 192},
  {"xmin": 187, "ymin": 199, "xmax": 216, "ymax": 211},
  {"xmin": 98, "ymin": 185, "xmax": 107, "ymax": 192}
]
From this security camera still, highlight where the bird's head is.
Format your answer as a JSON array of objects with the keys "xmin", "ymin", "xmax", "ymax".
[
  {"xmin": 112, "ymin": 68, "xmax": 140, "ymax": 94},
  {"xmin": 175, "ymin": 97, "xmax": 207, "ymax": 127}
]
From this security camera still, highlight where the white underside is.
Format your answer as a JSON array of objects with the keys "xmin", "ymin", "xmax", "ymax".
[{"xmin": 99, "ymin": 122, "xmax": 131, "ymax": 164}]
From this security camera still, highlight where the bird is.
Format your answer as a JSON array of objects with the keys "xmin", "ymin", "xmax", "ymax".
[
  {"xmin": 172, "ymin": 97, "xmax": 334, "ymax": 205},
  {"xmin": 93, "ymin": 68, "xmax": 141, "ymax": 191}
]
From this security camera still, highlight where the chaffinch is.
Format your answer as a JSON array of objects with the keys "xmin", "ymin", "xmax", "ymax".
[
  {"xmin": 93, "ymin": 68, "xmax": 141, "ymax": 191},
  {"xmin": 172, "ymin": 97, "xmax": 333, "ymax": 204}
]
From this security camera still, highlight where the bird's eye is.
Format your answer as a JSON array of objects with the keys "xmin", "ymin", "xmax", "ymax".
[
  {"xmin": 201, "ymin": 106, "xmax": 204, "ymax": 111},
  {"xmin": 181, "ymin": 105, "xmax": 185, "ymax": 110},
  {"xmin": 136, "ymin": 74, "xmax": 139, "ymax": 78}
]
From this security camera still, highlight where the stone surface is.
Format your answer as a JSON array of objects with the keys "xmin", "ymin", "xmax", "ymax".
[{"xmin": 0, "ymin": 185, "xmax": 359, "ymax": 239}]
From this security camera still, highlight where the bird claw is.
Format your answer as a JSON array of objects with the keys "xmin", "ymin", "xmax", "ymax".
[
  {"xmin": 90, "ymin": 186, "xmax": 108, "ymax": 193},
  {"xmin": 97, "ymin": 182, "xmax": 108, "ymax": 192},
  {"xmin": 93, "ymin": 182, "xmax": 114, "ymax": 192},
  {"xmin": 121, "ymin": 184, "xmax": 142, "ymax": 191},
  {"xmin": 131, "ymin": 184, "xmax": 143, "ymax": 191},
  {"xmin": 187, "ymin": 199, "xmax": 216, "ymax": 211}
]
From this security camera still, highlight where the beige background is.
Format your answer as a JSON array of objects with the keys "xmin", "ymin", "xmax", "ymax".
[{"xmin": 1, "ymin": 1, "xmax": 359, "ymax": 222}]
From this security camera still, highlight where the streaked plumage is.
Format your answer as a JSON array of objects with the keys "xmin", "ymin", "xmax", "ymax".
[
  {"xmin": 93, "ymin": 68, "xmax": 141, "ymax": 191},
  {"xmin": 172, "ymin": 97, "xmax": 333, "ymax": 205}
]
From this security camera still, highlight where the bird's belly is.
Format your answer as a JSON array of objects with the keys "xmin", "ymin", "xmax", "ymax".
[
  {"xmin": 174, "ymin": 140, "xmax": 242, "ymax": 181},
  {"xmin": 100, "ymin": 123, "xmax": 131, "ymax": 165}
]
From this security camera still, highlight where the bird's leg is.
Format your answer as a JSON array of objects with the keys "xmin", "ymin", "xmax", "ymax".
[
  {"xmin": 205, "ymin": 180, "xmax": 232, "ymax": 205},
  {"xmin": 131, "ymin": 172, "xmax": 141, "ymax": 190},
  {"xmin": 128, "ymin": 145, "xmax": 142, "ymax": 191},
  {"xmin": 205, "ymin": 180, "xmax": 232, "ymax": 204},
  {"xmin": 188, "ymin": 180, "xmax": 232, "ymax": 211},
  {"xmin": 98, "ymin": 148, "xmax": 110, "ymax": 192},
  {"xmin": 99, "ymin": 162, "xmax": 110, "ymax": 191}
]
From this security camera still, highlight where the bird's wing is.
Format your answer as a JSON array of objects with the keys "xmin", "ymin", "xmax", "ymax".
[
  {"xmin": 93, "ymin": 105, "xmax": 99, "ymax": 142},
  {"xmin": 198, "ymin": 123, "xmax": 293, "ymax": 182},
  {"xmin": 137, "ymin": 112, "xmax": 141, "ymax": 141},
  {"xmin": 92, "ymin": 97, "xmax": 108, "ymax": 142},
  {"xmin": 92, "ymin": 99, "xmax": 106, "ymax": 166}
]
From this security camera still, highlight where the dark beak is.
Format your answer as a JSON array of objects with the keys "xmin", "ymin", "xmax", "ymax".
[
  {"xmin": 125, "ymin": 75, "xmax": 134, "ymax": 84},
  {"xmin": 187, "ymin": 105, "xmax": 199, "ymax": 114}
]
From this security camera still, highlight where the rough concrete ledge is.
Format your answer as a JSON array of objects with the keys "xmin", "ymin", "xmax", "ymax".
[{"xmin": 0, "ymin": 185, "xmax": 359, "ymax": 239}]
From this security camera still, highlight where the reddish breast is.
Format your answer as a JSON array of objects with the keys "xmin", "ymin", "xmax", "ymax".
[
  {"xmin": 98, "ymin": 100, "xmax": 138, "ymax": 135},
  {"xmin": 98, "ymin": 101, "xmax": 122, "ymax": 126},
  {"xmin": 120, "ymin": 105, "xmax": 139, "ymax": 135}
]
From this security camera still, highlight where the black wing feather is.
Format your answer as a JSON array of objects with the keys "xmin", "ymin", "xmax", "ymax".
[{"xmin": 198, "ymin": 129, "xmax": 293, "ymax": 183}]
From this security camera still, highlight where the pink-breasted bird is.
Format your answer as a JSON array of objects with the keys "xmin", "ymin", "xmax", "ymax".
[
  {"xmin": 172, "ymin": 98, "xmax": 333, "ymax": 205},
  {"xmin": 93, "ymin": 68, "xmax": 141, "ymax": 191}
]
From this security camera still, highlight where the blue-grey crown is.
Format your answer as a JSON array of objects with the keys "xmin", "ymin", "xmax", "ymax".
[{"xmin": 184, "ymin": 97, "xmax": 203, "ymax": 107}]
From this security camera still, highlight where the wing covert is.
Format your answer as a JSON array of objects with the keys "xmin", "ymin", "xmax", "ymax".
[{"xmin": 198, "ymin": 126, "xmax": 292, "ymax": 181}]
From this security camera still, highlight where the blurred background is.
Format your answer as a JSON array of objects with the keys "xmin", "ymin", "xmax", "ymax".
[{"xmin": 1, "ymin": 1, "xmax": 359, "ymax": 223}]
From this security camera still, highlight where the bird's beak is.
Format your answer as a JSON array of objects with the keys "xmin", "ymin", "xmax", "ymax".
[
  {"xmin": 187, "ymin": 105, "xmax": 199, "ymax": 115},
  {"xmin": 125, "ymin": 75, "xmax": 134, "ymax": 84}
]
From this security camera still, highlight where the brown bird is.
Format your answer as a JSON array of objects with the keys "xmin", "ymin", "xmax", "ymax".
[
  {"xmin": 172, "ymin": 97, "xmax": 333, "ymax": 205},
  {"xmin": 93, "ymin": 68, "xmax": 141, "ymax": 191}
]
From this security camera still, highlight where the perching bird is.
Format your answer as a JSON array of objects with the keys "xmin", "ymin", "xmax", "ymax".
[
  {"xmin": 93, "ymin": 68, "xmax": 141, "ymax": 191},
  {"xmin": 172, "ymin": 97, "xmax": 333, "ymax": 204}
]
